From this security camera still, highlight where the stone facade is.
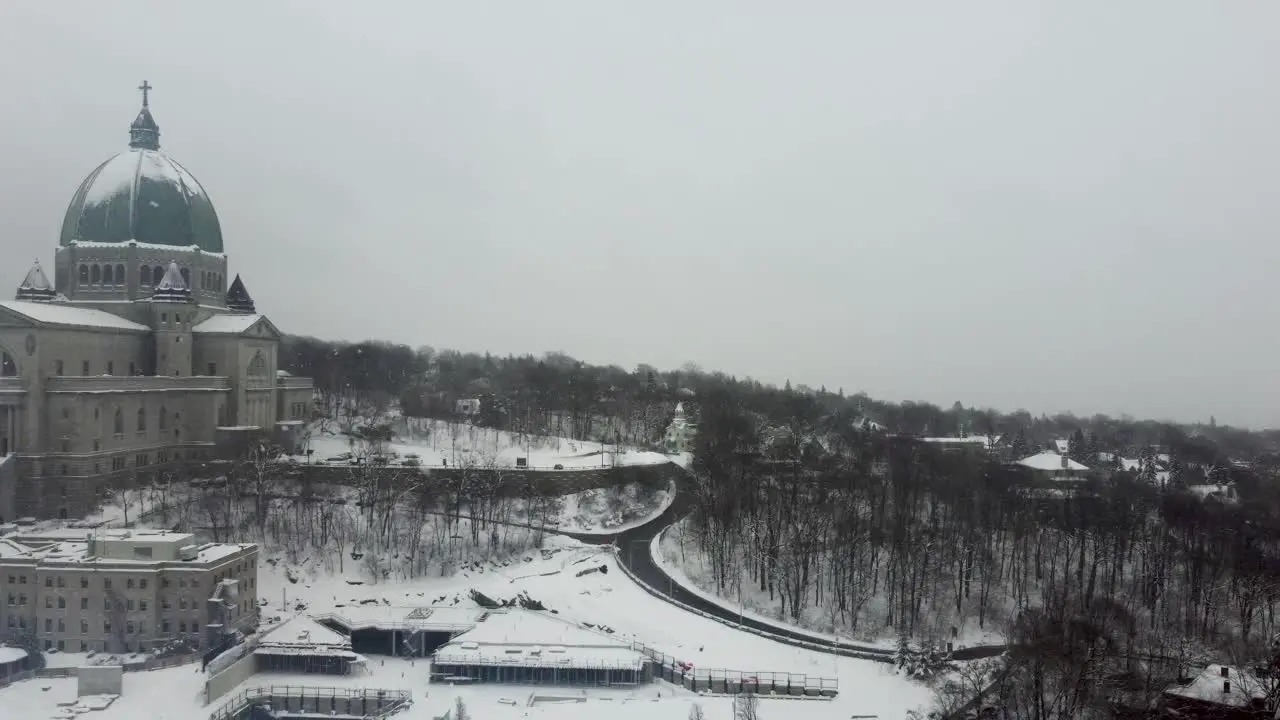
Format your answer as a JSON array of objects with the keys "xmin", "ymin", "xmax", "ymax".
[{"xmin": 0, "ymin": 87, "xmax": 313, "ymax": 522}]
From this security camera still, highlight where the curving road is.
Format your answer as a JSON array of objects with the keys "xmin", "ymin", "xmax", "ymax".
[{"xmin": 558, "ymin": 464, "xmax": 1011, "ymax": 660}]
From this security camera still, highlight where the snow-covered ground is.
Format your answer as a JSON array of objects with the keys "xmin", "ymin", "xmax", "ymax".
[
  {"xmin": 255, "ymin": 535, "xmax": 934, "ymax": 718},
  {"xmin": 1, "ymin": 663, "xmax": 860, "ymax": 720},
  {"xmin": 302, "ymin": 417, "xmax": 671, "ymax": 470},
  {"xmin": 0, "ymin": 532, "xmax": 939, "ymax": 719},
  {"xmin": 656, "ymin": 519, "xmax": 1006, "ymax": 650},
  {"xmin": 535, "ymin": 481, "xmax": 675, "ymax": 534}
]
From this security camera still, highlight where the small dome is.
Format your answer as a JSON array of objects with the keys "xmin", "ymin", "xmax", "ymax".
[{"xmin": 59, "ymin": 149, "xmax": 224, "ymax": 253}]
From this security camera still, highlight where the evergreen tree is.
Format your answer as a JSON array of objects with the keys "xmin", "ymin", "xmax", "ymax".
[
  {"xmin": 1069, "ymin": 428, "xmax": 1087, "ymax": 463},
  {"xmin": 1010, "ymin": 429, "xmax": 1029, "ymax": 461}
]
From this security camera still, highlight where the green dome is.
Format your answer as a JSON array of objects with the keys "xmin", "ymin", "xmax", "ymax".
[{"xmin": 59, "ymin": 148, "xmax": 224, "ymax": 253}]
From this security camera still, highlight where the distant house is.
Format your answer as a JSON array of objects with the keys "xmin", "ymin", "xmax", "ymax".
[
  {"xmin": 663, "ymin": 402, "xmax": 697, "ymax": 454},
  {"xmin": 1162, "ymin": 664, "xmax": 1273, "ymax": 719},
  {"xmin": 920, "ymin": 435, "xmax": 1000, "ymax": 453},
  {"xmin": 1017, "ymin": 451, "xmax": 1089, "ymax": 479},
  {"xmin": 455, "ymin": 398, "xmax": 481, "ymax": 416}
]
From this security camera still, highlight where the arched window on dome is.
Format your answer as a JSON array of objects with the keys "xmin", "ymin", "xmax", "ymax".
[
  {"xmin": 140, "ymin": 266, "xmax": 151, "ymax": 286},
  {"xmin": 136, "ymin": 407, "xmax": 146, "ymax": 433},
  {"xmin": 180, "ymin": 268, "xmax": 190, "ymax": 288},
  {"xmin": 217, "ymin": 273, "xmax": 223, "ymax": 291},
  {"xmin": 158, "ymin": 406, "xmax": 167, "ymax": 431},
  {"xmin": 1, "ymin": 352, "xmax": 16, "ymax": 377},
  {"xmin": 102, "ymin": 265, "xmax": 113, "ymax": 285},
  {"xmin": 114, "ymin": 265, "xmax": 125, "ymax": 286},
  {"xmin": 78, "ymin": 265, "xmax": 89, "ymax": 287},
  {"xmin": 91, "ymin": 265, "xmax": 101, "ymax": 285},
  {"xmin": 112, "ymin": 408, "xmax": 124, "ymax": 436},
  {"xmin": 152, "ymin": 266, "xmax": 163, "ymax": 285}
]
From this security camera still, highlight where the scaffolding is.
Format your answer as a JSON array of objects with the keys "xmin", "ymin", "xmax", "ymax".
[{"xmin": 208, "ymin": 685, "xmax": 411, "ymax": 720}]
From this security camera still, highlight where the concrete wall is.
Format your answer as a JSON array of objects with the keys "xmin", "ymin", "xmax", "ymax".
[
  {"xmin": 204, "ymin": 650, "xmax": 258, "ymax": 704},
  {"xmin": 292, "ymin": 460, "xmax": 679, "ymax": 497},
  {"xmin": 76, "ymin": 664, "xmax": 123, "ymax": 696}
]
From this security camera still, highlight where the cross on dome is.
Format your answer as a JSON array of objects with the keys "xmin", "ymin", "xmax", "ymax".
[{"xmin": 138, "ymin": 80, "xmax": 152, "ymax": 108}]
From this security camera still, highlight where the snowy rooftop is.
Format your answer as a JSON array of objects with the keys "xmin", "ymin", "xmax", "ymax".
[
  {"xmin": 920, "ymin": 435, "xmax": 998, "ymax": 448},
  {"xmin": 320, "ymin": 605, "xmax": 489, "ymax": 633},
  {"xmin": 0, "ymin": 533, "xmax": 248, "ymax": 566},
  {"xmin": 0, "ymin": 301, "xmax": 149, "ymax": 332},
  {"xmin": 64, "ymin": 239, "xmax": 226, "ymax": 258},
  {"xmin": 193, "ymin": 313, "xmax": 264, "ymax": 334},
  {"xmin": 1165, "ymin": 664, "xmax": 1267, "ymax": 708},
  {"xmin": 255, "ymin": 615, "xmax": 356, "ymax": 659},
  {"xmin": 435, "ymin": 610, "xmax": 645, "ymax": 670},
  {"xmin": 1016, "ymin": 451, "xmax": 1089, "ymax": 472},
  {"xmin": 0, "ymin": 646, "xmax": 27, "ymax": 664}
]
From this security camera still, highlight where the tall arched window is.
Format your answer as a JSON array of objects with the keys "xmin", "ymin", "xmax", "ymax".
[
  {"xmin": 136, "ymin": 407, "xmax": 146, "ymax": 432},
  {"xmin": 114, "ymin": 264, "xmax": 125, "ymax": 286},
  {"xmin": 1, "ymin": 352, "xmax": 16, "ymax": 377},
  {"xmin": 91, "ymin": 265, "xmax": 101, "ymax": 284},
  {"xmin": 179, "ymin": 268, "xmax": 190, "ymax": 288},
  {"xmin": 112, "ymin": 408, "xmax": 124, "ymax": 435},
  {"xmin": 247, "ymin": 351, "xmax": 267, "ymax": 376},
  {"xmin": 78, "ymin": 265, "xmax": 89, "ymax": 286},
  {"xmin": 158, "ymin": 406, "xmax": 168, "ymax": 431},
  {"xmin": 102, "ymin": 265, "xmax": 113, "ymax": 285},
  {"xmin": 140, "ymin": 265, "xmax": 151, "ymax": 286},
  {"xmin": 152, "ymin": 266, "xmax": 163, "ymax": 284}
]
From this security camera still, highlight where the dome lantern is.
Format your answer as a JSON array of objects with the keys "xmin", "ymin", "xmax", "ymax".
[{"xmin": 128, "ymin": 80, "xmax": 160, "ymax": 151}]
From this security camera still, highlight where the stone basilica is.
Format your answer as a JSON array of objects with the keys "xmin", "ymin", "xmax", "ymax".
[{"xmin": 0, "ymin": 84, "xmax": 313, "ymax": 521}]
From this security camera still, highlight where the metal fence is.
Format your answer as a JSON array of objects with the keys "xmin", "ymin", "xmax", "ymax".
[
  {"xmin": 208, "ymin": 685, "xmax": 412, "ymax": 720},
  {"xmin": 627, "ymin": 638, "xmax": 838, "ymax": 697}
]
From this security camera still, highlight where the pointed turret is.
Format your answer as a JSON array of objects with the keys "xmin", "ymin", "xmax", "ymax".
[
  {"xmin": 224, "ymin": 274, "xmax": 256, "ymax": 314},
  {"xmin": 128, "ymin": 80, "xmax": 160, "ymax": 151},
  {"xmin": 15, "ymin": 261, "xmax": 56, "ymax": 302},
  {"xmin": 151, "ymin": 261, "xmax": 192, "ymax": 303}
]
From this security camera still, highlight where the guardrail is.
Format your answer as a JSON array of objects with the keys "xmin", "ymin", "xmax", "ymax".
[
  {"xmin": 610, "ymin": 544, "xmax": 891, "ymax": 667},
  {"xmin": 208, "ymin": 685, "xmax": 411, "ymax": 720},
  {"xmin": 627, "ymin": 637, "xmax": 837, "ymax": 697}
]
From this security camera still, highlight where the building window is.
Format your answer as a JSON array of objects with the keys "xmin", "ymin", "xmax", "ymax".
[
  {"xmin": 91, "ymin": 264, "xmax": 101, "ymax": 284},
  {"xmin": 126, "ymin": 621, "xmax": 134, "ymax": 634},
  {"xmin": 106, "ymin": 361, "xmax": 114, "ymax": 375},
  {"xmin": 103, "ymin": 620, "xmax": 111, "ymax": 633},
  {"xmin": 140, "ymin": 265, "xmax": 151, "ymax": 286},
  {"xmin": 93, "ymin": 439, "xmax": 101, "ymax": 452},
  {"xmin": 179, "ymin": 622, "xmax": 187, "ymax": 633},
  {"xmin": 60, "ymin": 438, "xmax": 70, "ymax": 453},
  {"xmin": 78, "ymin": 265, "xmax": 89, "ymax": 286},
  {"xmin": 127, "ymin": 579, "xmax": 134, "ymax": 589},
  {"xmin": 113, "ymin": 408, "xmax": 124, "ymax": 435},
  {"xmin": 247, "ymin": 352, "xmax": 267, "ymax": 376},
  {"xmin": 45, "ymin": 577, "xmax": 52, "ymax": 588},
  {"xmin": 158, "ymin": 407, "xmax": 167, "ymax": 431},
  {"xmin": 179, "ymin": 267, "xmax": 190, "ymax": 287},
  {"xmin": 103, "ymin": 265, "xmax": 113, "ymax": 285},
  {"xmin": 139, "ymin": 600, "xmax": 148, "ymax": 611},
  {"xmin": 81, "ymin": 361, "xmax": 90, "ymax": 375},
  {"xmin": 129, "ymin": 362, "xmax": 136, "ymax": 376},
  {"xmin": 0, "ymin": 352, "xmax": 15, "ymax": 377},
  {"xmin": 55, "ymin": 359, "xmax": 64, "ymax": 376},
  {"xmin": 137, "ymin": 407, "xmax": 146, "ymax": 432},
  {"xmin": 80, "ymin": 620, "xmax": 88, "ymax": 634},
  {"xmin": 114, "ymin": 264, "xmax": 124, "ymax": 286},
  {"xmin": 207, "ymin": 363, "xmax": 216, "ymax": 376},
  {"xmin": 44, "ymin": 618, "xmax": 51, "ymax": 632},
  {"xmin": 80, "ymin": 597, "xmax": 87, "ymax": 610},
  {"xmin": 191, "ymin": 622, "xmax": 199, "ymax": 633},
  {"xmin": 57, "ymin": 596, "xmax": 65, "ymax": 609},
  {"xmin": 153, "ymin": 266, "xmax": 163, "ymax": 284},
  {"xmin": 136, "ymin": 454, "xmax": 149, "ymax": 467},
  {"xmin": 162, "ymin": 621, "xmax": 170, "ymax": 633},
  {"xmin": 104, "ymin": 579, "xmax": 111, "ymax": 590}
]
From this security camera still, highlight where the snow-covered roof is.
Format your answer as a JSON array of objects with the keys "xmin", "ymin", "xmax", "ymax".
[
  {"xmin": 435, "ymin": 610, "xmax": 644, "ymax": 670},
  {"xmin": 193, "ymin": 313, "xmax": 266, "ymax": 335},
  {"xmin": 921, "ymin": 435, "xmax": 997, "ymax": 448},
  {"xmin": 1054, "ymin": 439, "xmax": 1070, "ymax": 454},
  {"xmin": 1165, "ymin": 664, "xmax": 1266, "ymax": 708},
  {"xmin": 0, "ymin": 646, "xmax": 28, "ymax": 664},
  {"xmin": 319, "ymin": 605, "xmax": 487, "ymax": 634},
  {"xmin": 0, "ymin": 302, "xmax": 149, "ymax": 332},
  {"xmin": 256, "ymin": 615, "xmax": 351, "ymax": 653},
  {"xmin": 1016, "ymin": 451, "xmax": 1089, "ymax": 472}
]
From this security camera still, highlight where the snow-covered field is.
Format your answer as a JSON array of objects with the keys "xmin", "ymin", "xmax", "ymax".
[
  {"xmin": 1, "ymin": 663, "xmax": 861, "ymax": 720},
  {"xmin": 303, "ymin": 417, "xmax": 672, "ymax": 470}
]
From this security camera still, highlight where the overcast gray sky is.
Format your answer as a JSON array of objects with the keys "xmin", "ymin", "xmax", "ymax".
[{"xmin": 2, "ymin": 1, "xmax": 1278, "ymax": 427}]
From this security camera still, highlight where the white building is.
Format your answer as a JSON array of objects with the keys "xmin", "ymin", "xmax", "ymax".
[{"xmin": 663, "ymin": 403, "xmax": 696, "ymax": 454}]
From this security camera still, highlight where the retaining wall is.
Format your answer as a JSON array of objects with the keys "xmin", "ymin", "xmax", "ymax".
[{"xmin": 288, "ymin": 460, "xmax": 679, "ymax": 497}]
